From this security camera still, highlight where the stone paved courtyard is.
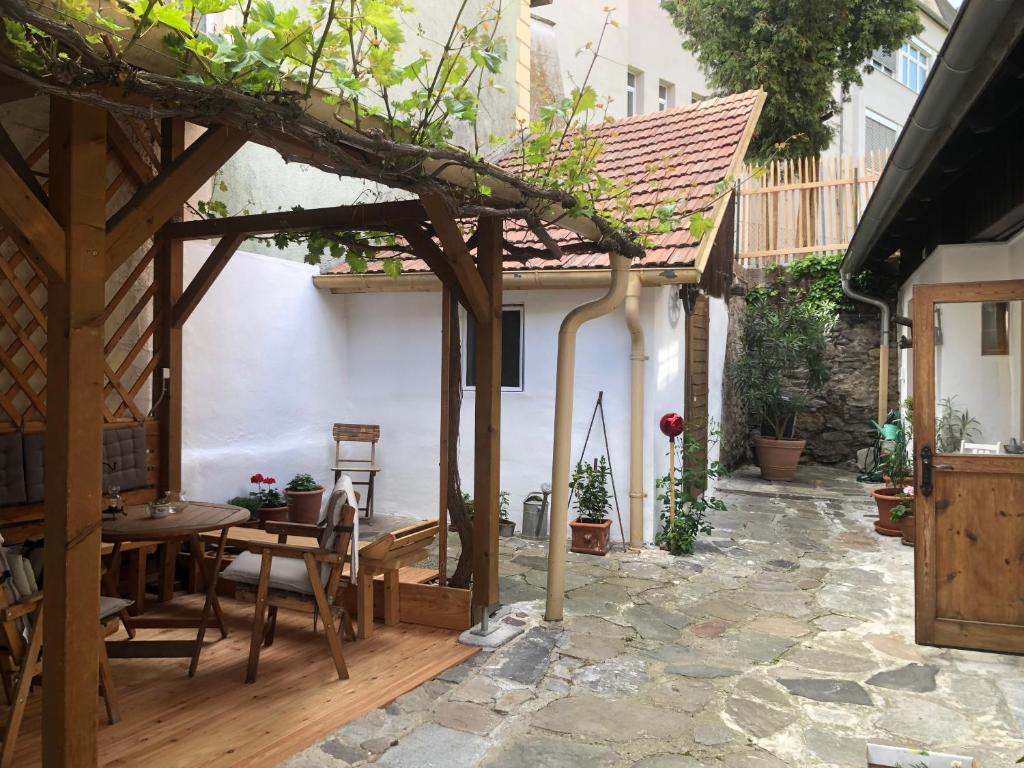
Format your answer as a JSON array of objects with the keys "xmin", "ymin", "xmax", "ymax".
[{"xmin": 281, "ymin": 466, "xmax": 1024, "ymax": 767}]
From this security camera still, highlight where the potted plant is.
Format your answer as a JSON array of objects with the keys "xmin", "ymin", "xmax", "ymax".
[
  {"xmin": 284, "ymin": 472, "xmax": 324, "ymax": 524},
  {"xmin": 498, "ymin": 491, "xmax": 515, "ymax": 537},
  {"xmin": 248, "ymin": 473, "xmax": 288, "ymax": 527},
  {"xmin": 872, "ymin": 404, "xmax": 913, "ymax": 536},
  {"xmin": 890, "ymin": 495, "xmax": 915, "ymax": 546},
  {"xmin": 568, "ymin": 457, "xmax": 613, "ymax": 555},
  {"xmin": 729, "ymin": 288, "xmax": 830, "ymax": 481}
]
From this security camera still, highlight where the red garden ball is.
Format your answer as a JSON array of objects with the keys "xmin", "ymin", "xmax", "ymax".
[{"xmin": 659, "ymin": 412, "xmax": 684, "ymax": 438}]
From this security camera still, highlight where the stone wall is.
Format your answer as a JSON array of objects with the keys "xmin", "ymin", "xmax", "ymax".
[{"xmin": 721, "ymin": 295, "xmax": 899, "ymax": 467}]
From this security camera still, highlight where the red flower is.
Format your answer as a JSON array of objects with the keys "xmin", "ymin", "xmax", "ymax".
[
  {"xmin": 250, "ymin": 473, "xmax": 265, "ymax": 484},
  {"xmin": 264, "ymin": 477, "xmax": 276, "ymax": 485}
]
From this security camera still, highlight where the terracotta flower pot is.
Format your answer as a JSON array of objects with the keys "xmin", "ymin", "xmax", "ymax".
[
  {"xmin": 285, "ymin": 488, "xmax": 324, "ymax": 524},
  {"xmin": 753, "ymin": 436, "xmax": 806, "ymax": 481},
  {"xmin": 569, "ymin": 518, "xmax": 611, "ymax": 556},
  {"xmin": 900, "ymin": 514, "xmax": 916, "ymax": 547},
  {"xmin": 258, "ymin": 505, "xmax": 289, "ymax": 528},
  {"xmin": 871, "ymin": 487, "xmax": 905, "ymax": 536}
]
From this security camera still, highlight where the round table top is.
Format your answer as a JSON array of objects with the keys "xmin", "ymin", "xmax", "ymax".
[{"xmin": 102, "ymin": 501, "xmax": 250, "ymax": 542}]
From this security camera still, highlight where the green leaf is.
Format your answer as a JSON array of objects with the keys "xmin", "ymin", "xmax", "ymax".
[
  {"xmin": 363, "ymin": 1, "xmax": 404, "ymax": 44},
  {"xmin": 382, "ymin": 257, "xmax": 402, "ymax": 278},
  {"xmin": 688, "ymin": 211, "xmax": 714, "ymax": 241},
  {"xmin": 152, "ymin": 3, "xmax": 194, "ymax": 36}
]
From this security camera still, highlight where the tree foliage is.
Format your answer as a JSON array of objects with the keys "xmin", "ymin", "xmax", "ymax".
[{"xmin": 660, "ymin": 0, "xmax": 922, "ymax": 158}]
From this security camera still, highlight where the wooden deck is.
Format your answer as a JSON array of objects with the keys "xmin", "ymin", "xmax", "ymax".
[{"xmin": 11, "ymin": 595, "xmax": 477, "ymax": 768}]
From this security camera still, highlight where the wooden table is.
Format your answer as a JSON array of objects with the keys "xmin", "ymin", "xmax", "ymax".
[{"xmin": 103, "ymin": 502, "xmax": 249, "ymax": 676}]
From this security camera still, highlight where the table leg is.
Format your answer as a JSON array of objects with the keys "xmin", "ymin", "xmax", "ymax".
[
  {"xmin": 188, "ymin": 530, "xmax": 228, "ymax": 677},
  {"xmin": 357, "ymin": 570, "xmax": 374, "ymax": 640},
  {"xmin": 102, "ymin": 542, "xmax": 135, "ymax": 640},
  {"xmin": 188, "ymin": 534, "xmax": 228, "ymax": 639}
]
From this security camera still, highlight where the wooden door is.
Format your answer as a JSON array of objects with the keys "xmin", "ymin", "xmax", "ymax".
[{"xmin": 913, "ymin": 280, "xmax": 1024, "ymax": 654}]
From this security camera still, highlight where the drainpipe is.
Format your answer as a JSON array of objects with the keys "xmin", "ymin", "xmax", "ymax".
[
  {"xmin": 841, "ymin": 271, "xmax": 890, "ymax": 425},
  {"xmin": 624, "ymin": 273, "xmax": 646, "ymax": 550},
  {"xmin": 545, "ymin": 254, "xmax": 631, "ymax": 622}
]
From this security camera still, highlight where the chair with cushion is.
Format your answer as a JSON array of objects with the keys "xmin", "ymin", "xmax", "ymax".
[
  {"xmin": 0, "ymin": 543, "xmax": 130, "ymax": 768},
  {"xmin": 221, "ymin": 476, "xmax": 358, "ymax": 683}
]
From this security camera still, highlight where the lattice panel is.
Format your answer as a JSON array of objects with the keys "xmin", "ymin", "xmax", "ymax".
[{"xmin": 0, "ymin": 111, "xmax": 162, "ymax": 430}]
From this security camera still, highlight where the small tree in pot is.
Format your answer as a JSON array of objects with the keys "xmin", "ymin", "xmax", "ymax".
[
  {"xmin": 569, "ymin": 457, "xmax": 612, "ymax": 555},
  {"xmin": 498, "ymin": 491, "xmax": 515, "ymax": 537},
  {"xmin": 729, "ymin": 288, "xmax": 831, "ymax": 481},
  {"xmin": 285, "ymin": 472, "xmax": 325, "ymax": 524}
]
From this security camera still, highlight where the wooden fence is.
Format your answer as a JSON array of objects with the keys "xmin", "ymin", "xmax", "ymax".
[{"xmin": 735, "ymin": 152, "xmax": 888, "ymax": 267}]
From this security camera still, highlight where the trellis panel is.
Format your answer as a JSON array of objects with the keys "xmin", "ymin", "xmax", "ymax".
[{"xmin": 0, "ymin": 109, "xmax": 163, "ymax": 433}]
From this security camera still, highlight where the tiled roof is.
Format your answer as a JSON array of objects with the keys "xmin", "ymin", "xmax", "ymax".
[{"xmin": 325, "ymin": 89, "xmax": 763, "ymax": 277}]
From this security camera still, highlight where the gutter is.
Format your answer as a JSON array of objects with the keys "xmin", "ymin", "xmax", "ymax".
[
  {"xmin": 841, "ymin": 274, "xmax": 891, "ymax": 425},
  {"xmin": 313, "ymin": 266, "xmax": 701, "ymax": 292},
  {"xmin": 545, "ymin": 254, "xmax": 631, "ymax": 622},
  {"xmin": 841, "ymin": 0, "xmax": 1024, "ymax": 277}
]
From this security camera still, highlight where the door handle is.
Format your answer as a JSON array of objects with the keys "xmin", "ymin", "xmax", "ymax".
[{"xmin": 920, "ymin": 445, "xmax": 934, "ymax": 497}]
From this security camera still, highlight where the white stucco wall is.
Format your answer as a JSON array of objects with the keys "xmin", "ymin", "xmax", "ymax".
[
  {"xmin": 178, "ymin": 240, "xmax": 730, "ymax": 544},
  {"xmin": 899, "ymin": 230, "xmax": 1024, "ymax": 448},
  {"xmin": 181, "ymin": 243, "xmax": 351, "ymax": 502}
]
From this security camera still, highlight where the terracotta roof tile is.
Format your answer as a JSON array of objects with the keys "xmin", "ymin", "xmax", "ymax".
[{"xmin": 326, "ymin": 90, "xmax": 762, "ymax": 277}]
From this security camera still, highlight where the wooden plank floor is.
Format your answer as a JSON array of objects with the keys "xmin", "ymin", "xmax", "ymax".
[{"xmin": 11, "ymin": 595, "xmax": 477, "ymax": 768}]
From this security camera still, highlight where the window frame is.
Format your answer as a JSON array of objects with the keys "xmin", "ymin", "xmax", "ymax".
[
  {"xmin": 657, "ymin": 81, "xmax": 674, "ymax": 111},
  {"xmin": 864, "ymin": 108, "xmax": 901, "ymax": 155},
  {"xmin": 981, "ymin": 301, "xmax": 1010, "ymax": 356},
  {"xmin": 463, "ymin": 304, "xmax": 526, "ymax": 393},
  {"xmin": 626, "ymin": 69, "xmax": 641, "ymax": 116}
]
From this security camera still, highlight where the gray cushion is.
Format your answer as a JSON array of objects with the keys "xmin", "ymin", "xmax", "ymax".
[
  {"xmin": 100, "ymin": 595, "xmax": 134, "ymax": 621},
  {"xmin": 22, "ymin": 432, "xmax": 44, "ymax": 504},
  {"xmin": 103, "ymin": 425, "xmax": 148, "ymax": 491},
  {"xmin": 0, "ymin": 432, "xmax": 26, "ymax": 506},
  {"xmin": 221, "ymin": 552, "xmax": 313, "ymax": 595}
]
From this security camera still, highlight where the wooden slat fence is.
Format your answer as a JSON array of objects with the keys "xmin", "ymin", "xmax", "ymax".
[{"xmin": 736, "ymin": 152, "xmax": 888, "ymax": 268}]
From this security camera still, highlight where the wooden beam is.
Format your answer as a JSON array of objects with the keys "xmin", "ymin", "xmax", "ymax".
[
  {"xmin": 471, "ymin": 216, "xmax": 503, "ymax": 614},
  {"xmin": 163, "ymin": 199, "xmax": 428, "ymax": 241},
  {"xmin": 171, "ymin": 234, "xmax": 245, "ymax": 329},
  {"xmin": 154, "ymin": 118, "xmax": 185, "ymax": 496},
  {"xmin": 43, "ymin": 96, "xmax": 107, "ymax": 768},
  {"xmin": 106, "ymin": 125, "xmax": 247, "ymax": 275},
  {"xmin": 437, "ymin": 286, "xmax": 452, "ymax": 588},
  {"xmin": 106, "ymin": 114, "xmax": 155, "ymax": 187},
  {"xmin": 419, "ymin": 193, "xmax": 490, "ymax": 323},
  {"xmin": 396, "ymin": 222, "xmax": 471, "ymax": 311},
  {"xmin": 0, "ymin": 123, "xmax": 46, "ymax": 204},
  {"xmin": 0, "ymin": 144, "xmax": 65, "ymax": 283}
]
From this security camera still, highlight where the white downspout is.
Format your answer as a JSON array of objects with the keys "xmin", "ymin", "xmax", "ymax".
[
  {"xmin": 545, "ymin": 254, "xmax": 631, "ymax": 622},
  {"xmin": 624, "ymin": 273, "xmax": 646, "ymax": 549}
]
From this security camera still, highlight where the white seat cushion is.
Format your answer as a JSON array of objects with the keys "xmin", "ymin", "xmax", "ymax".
[
  {"xmin": 100, "ymin": 595, "xmax": 133, "ymax": 621},
  {"xmin": 221, "ymin": 552, "xmax": 313, "ymax": 595}
]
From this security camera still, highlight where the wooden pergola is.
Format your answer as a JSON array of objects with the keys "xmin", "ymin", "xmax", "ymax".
[{"xmin": 0, "ymin": 4, "xmax": 639, "ymax": 759}]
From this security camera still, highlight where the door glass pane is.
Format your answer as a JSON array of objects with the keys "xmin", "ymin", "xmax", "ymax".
[{"xmin": 934, "ymin": 300, "xmax": 1024, "ymax": 454}]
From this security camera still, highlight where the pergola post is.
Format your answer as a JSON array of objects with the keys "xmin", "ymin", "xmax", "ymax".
[
  {"xmin": 155, "ymin": 118, "xmax": 185, "ymax": 495},
  {"xmin": 471, "ymin": 216, "xmax": 503, "ymax": 616},
  {"xmin": 43, "ymin": 96, "xmax": 107, "ymax": 768},
  {"xmin": 437, "ymin": 285, "xmax": 452, "ymax": 587}
]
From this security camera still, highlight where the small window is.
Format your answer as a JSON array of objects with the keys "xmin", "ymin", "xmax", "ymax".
[
  {"xmin": 899, "ymin": 43, "xmax": 929, "ymax": 93},
  {"xmin": 465, "ymin": 306, "xmax": 525, "ymax": 391},
  {"xmin": 657, "ymin": 81, "xmax": 674, "ymax": 111},
  {"xmin": 626, "ymin": 70, "xmax": 641, "ymax": 116},
  {"xmin": 870, "ymin": 47, "xmax": 897, "ymax": 77},
  {"xmin": 865, "ymin": 110, "xmax": 899, "ymax": 155},
  {"xmin": 982, "ymin": 302, "xmax": 1009, "ymax": 356}
]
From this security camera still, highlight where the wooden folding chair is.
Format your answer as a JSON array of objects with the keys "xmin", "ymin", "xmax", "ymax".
[
  {"xmin": 332, "ymin": 423, "xmax": 380, "ymax": 520},
  {"xmin": 221, "ymin": 479, "xmax": 358, "ymax": 683},
  {"xmin": 0, "ymin": 588, "xmax": 128, "ymax": 768}
]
